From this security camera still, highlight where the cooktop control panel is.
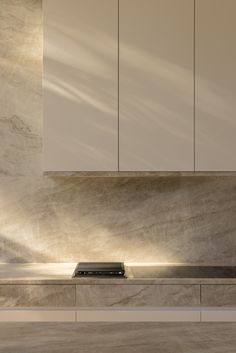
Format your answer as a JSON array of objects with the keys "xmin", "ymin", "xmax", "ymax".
[{"xmin": 73, "ymin": 262, "xmax": 125, "ymax": 277}]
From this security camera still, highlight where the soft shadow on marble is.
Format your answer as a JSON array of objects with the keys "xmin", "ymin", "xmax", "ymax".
[{"xmin": 0, "ymin": 176, "xmax": 236, "ymax": 264}]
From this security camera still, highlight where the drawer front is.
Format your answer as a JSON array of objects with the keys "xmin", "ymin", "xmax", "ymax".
[
  {"xmin": 201, "ymin": 285, "xmax": 236, "ymax": 307},
  {"xmin": 0, "ymin": 285, "xmax": 76, "ymax": 307},
  {"xmin": 76, "ymin": 285, "xmax": 200, "ymax": 307}
]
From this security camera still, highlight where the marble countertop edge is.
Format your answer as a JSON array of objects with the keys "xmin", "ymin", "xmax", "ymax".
[{"xmin": 1, "ymin": 263, "xmax": 236, "ymax": 285}]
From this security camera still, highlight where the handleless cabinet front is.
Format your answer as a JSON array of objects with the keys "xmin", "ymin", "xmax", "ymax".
[
  {"xmin": 43, "ymin": 0, "xmax": 118, "ymax": 171},
  {"xmin": 195, "ymin": 0, "xmax": 236, "ymax": 171},
  {"xmin": 119, "ymin": 0, "xmax": 194, "ymax": 171},
  {"xmin": 0, "ymin": 285, "xmax": 76, "ymax": 307},
  {"xmin": 201, "ymin": 285, "xmax": 236, "ymax": 307},
  {"xmin": 76, "ymin": 284, "xmax": 200, "ymax": 307}
]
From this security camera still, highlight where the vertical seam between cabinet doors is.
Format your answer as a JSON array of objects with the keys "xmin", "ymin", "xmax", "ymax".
[
  {"xmin": 194, "ymin": 0, "xmax": 196, "ymax": 171},
  {"xmin": 118, "ymin": 0, "xmax": 120, "ymax": 172}
]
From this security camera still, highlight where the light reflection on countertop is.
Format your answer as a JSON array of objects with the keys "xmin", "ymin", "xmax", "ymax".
[{"xmin": 1, "ymin": 263, "xmax": 236, "ymax": 285}]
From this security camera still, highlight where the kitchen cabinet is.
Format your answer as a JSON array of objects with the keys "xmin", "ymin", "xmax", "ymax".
[
  {"xmin": 201, "ymin": 285, "xmax": 236, "ymax": 307},
  {"xmin": 119, "ymin": 0, "xmax": 194, "ymax": 171},
  {"xmin": 43, "ymin": 0, "xmax": 118, "ymax": 171},
  {"xmin": 195, "ymin": 0, "xmax": 236, "ymax": 171},
  {"xmin": 43, "ymin": 0, "xmax": 194, "ymax": 172},
  {"xmin": 0, "ymin": 285, "xmax": 75, "ymax": 307},
  {"xmin": 43, "ymin": 0, "xmax": 236, "ymax": 173},
  {"xmin": 76, "ymin": 284, "xmax": 200, "ymax": 307},
  {"xmin": 1, "ymin": 264, "xmax": 236, "ymax": 322}
]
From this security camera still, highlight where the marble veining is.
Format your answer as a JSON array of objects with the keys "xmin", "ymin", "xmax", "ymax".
[
  {"xmin": 76, "ymin": 284, "xmax": 200, "ymax": 307},
  {"xmin": 201, "ymin": 285, "xmax": 236, "ymax": 307},
  {"xmin": 0, "ymin": 0, "xmax": 42, "ymax": 176},
  {"xmin": 0, "ymin": 116, "xmax": 41, "ymax": 176},
  {"xmin": 0, "ymin": 322, "xmax": 236, "ymax": 353},
  {"xmin": 0, "ymin": 177, "xmax": 236, "ymax": 264},
  {"xmin": 0, "ymin": 284, "xmax": 75, "ymax": 307}
]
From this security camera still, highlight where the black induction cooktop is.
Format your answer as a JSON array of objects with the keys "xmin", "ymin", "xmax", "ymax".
[
  {"xmin": 73, "ymin": 262, "xmax": 125, "ymax": 277},
  {"xmin": 72, "ymin": 264, "xmax": 236, "ymax": 279}
]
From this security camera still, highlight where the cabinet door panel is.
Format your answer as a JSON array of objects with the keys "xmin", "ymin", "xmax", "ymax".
[
  {"xmin": 201, "ymin": 285, "xmax": 236, "ymax": 307},
  {"xmin": 0, "ymin": 285, "xmax": 75, "ymax": 307},
  {"xmin": 76, "ymin": 284, "xmax": 200, "ymax": 307},
  {"xmin": 195, "ymin": 0, "xmax": 236, "ymax": 171},
  {"xmin": 119, "ymin": 0, "xmax": 194, "ymax": 171},
  {"xmin": 43, "ymin": 0, "xmax": 118, "ymax": 171}
]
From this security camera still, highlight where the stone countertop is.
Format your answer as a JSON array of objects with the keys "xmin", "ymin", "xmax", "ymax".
[{"xmin": 1, "ymin": 263, "xmax": 236, "ymax": 285}]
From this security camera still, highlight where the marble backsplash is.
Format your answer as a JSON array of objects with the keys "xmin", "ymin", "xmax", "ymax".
[
  {"xmin": 0, "ymin": 176, "xmax": 236, "ymax": 264},
  {"xmin": 0, "ymin": 0, "xmax": 235, "ymax": 264}
]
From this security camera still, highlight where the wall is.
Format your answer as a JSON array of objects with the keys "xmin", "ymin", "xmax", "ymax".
[{"xmin": 0, "ymin": 0, "xmax": 235, "ymax": 265}]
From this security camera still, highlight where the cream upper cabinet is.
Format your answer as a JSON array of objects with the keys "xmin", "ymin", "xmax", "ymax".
[
  {"xmin": 44, "ymin": 0, "xmax": 236, "ymax": 173},
  {"xmin": 195, "ymin": 0, "xmax": 236, "ymax": 171},
  {"xmin": 119, "ymin": 0, "xmax": 194, "ymax": 171},
  {"xmin": 43, "ymin": 0, "xmax": 118, "ymax": 171}
]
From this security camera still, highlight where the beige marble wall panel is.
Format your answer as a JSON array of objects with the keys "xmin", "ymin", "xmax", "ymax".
[
  {"xmin": 0, "ymin": 284, "xmax": 75, "ymax": 307},
  {"xmin": 0, "ymin": 0, "xmax": 42, "ymax": 176},
  {"xmin": 0, "ymin": 176, "xmax": 236, "ymax": 264}
]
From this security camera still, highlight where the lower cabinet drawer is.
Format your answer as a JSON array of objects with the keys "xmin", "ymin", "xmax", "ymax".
[
  {"xmin": 201, "ymin": 285, "xmax": 236, "ymax": 306},
  {"xmin": 0, "ymin": 285, "xmax": 76, "ymax": 307},
  {"xmin": 76, "ymin": 285, "xmax": 200, "ymax": 307}
]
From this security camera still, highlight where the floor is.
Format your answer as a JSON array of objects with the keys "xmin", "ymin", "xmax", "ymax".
[{"xmin": 0, "ymin": 322, "xmax": 236, "ymax": 353}]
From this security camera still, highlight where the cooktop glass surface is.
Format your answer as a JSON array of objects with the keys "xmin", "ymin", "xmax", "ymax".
[{"xmin": 128, "ymin": 266, "xmax": 236, "ymax": 278}]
